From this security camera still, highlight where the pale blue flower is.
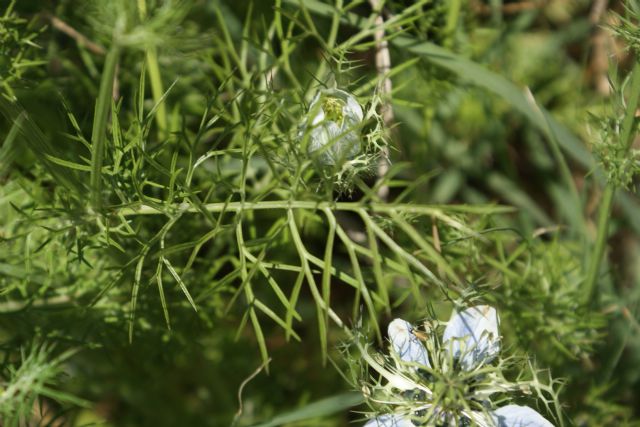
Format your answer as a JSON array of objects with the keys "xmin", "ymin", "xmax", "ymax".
[
  {"xmin": 388, "ymin": 318, "xmax": 430, "ymax": 368},
  {"xmin": 492, "ymin": 405, "xmax": 554, "ymax": 427},
  {"xmin": 442, "ymin": 305, "xmax": 500, "ymax": 371},
  {"xmin": 364, "ymin": 414, "xmax": 415, "ymax": 427},
  {"xmin": 301, "ymin": 88, "xmax": 363, "ymax": 165},
  {"xmin": 364, "ymin": 306, "xmax": 554, "ymax": 427}
]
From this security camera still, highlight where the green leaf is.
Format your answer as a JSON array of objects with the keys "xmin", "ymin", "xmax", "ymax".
[
  {"xmin": 44, "ymin": 154, "xmax": 92, "ymax": 172},
  {"xmin": 250, "ymin": 392, "xmax": 364, "ymax": 427}
]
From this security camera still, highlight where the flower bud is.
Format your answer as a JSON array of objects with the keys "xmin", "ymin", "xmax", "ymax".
[{"xmin": 300, "ymin": 88, "xmax": 363, "ymax": 165}]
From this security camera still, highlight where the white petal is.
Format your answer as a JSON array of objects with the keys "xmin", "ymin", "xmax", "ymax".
[
  {"xmin": 364, "ymin": 414, "xmax": 414, "ymax": 427},
  {"xmin": 442, "ymin": 305, "xmax": 500, "ymax": 370},
  {"xmin": 388, "ymin": 319, "xmax": 430, "ymax": 367},
  {"xmin": 341, "ymin": 92, "xmax": 364, "ymax": 122},
  {"xmin": 491, "ymin": 405, "xmax": 554, "ymax": 427},
  {"xmin": 335, "ymin": 125, "xmax": 360, "ymax": 158},
  {"xmin": 301, "ymin": 88, "xmax": 362, "ymax": 165},
  {"xmin": 308, "ymin": 122, "xmax": 360, "ymax": 165},
  {"xmin": 308, "ymin": 122, "xmax": 341, "ymax": 164},
  {"xmin": 308, "ymin": 90, "xmax": 322, "ymax": 109},
  {"xmin": 311, "ymin": 108, "xmax": 325, "ymax": 126}
]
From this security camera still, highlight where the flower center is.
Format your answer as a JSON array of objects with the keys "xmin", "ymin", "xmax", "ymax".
[{"xmin": 321, "ymin": 96, "xmax": 345, "ymax": 123}]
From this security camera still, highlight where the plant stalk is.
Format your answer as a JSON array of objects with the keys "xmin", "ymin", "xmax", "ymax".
[
  {"xmin": 145, "ymin": 48, "xmax": 167, "ymax": 135},
  {"xmin": 117, "ymin": 200, "xmax": 513, "ymax": 217},
  {"xmin": 583, "ymin": 184, "xmax": 615, "ymax": 304},
  {"xmin": 90, "ymin": 45, "xmax": 120, "ymax": 211},
  {"xmin": 138, "ymin": 0, "xmax": 167, "ymax": 137},
  {"xmin": 583, "ymin": 60, "xmax": 640, "ymax": 304}
]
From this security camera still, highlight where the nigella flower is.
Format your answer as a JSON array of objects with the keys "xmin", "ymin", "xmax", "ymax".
[
  {"xmin": 363, "ymin": 306, "xmax": 555, "ymax": 427},
  {"xmin": 299, "ymin": 88, "xmax": 363, "ymax": 165}
]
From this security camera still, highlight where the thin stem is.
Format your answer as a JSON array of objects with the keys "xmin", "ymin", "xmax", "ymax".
[
  {"xmin": 444, "ymin": 0, "xmax": 461, "ymax": 48},
  {"xmin": 525, "ymin": 87, "xmax": 587, "ymax": 235},
  {"xmin": 145, "ymin": 48, "xmax": 168, "ymax": 135},
  {"xmin": 307, "ymin": 0, "xmax": 342, "ymax": 97},
  {"xmin": 138, "ymin": 0, "xmax": 167, "ymax": 137},
  {"xmin": 48, "ymin": 15, "xmax": 106, "ymax": 55},
  {"xmin": 583, "ymin": 184, "xmax": 615, "ymax": 304},
  {"xmin": 90, "ymin": 45, "xmax": 120, "ymax": 211},
  {"xmin": 369, "ymin": 0, "xmax": 393, "ymax": 201},
  {"xmin": 136, "ymin": 0, "xmax": 147, "ymax": 18},
  {"xmin": 116, "ymin": 200, "xmax": 513, "ymax": 217},
  {"xmin": 621, "ymin": 63, "xmax": 640, "ymax": 152},
  {"xmin": 583, "ymin": 60, "xmax": 640, "ymax": 304}
]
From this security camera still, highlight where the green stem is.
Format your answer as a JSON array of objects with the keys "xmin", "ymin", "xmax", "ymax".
[
  {"xmin": 136, "ymin": 0, "xmax": 147, "ymax": 18},
  {"xmin": 90, "ymin": 46, "xmax": 120, "ymax": 211},
  {"xmin": 117, "ymin": 200, "xmax": 512, "ymax": 217},
  {"xmin": 583, "ymin": 60, "xmax": 640, "ymax": 304},
  {"xmin": 444, "ymin": 0, "xmax": 461, "ymax": 48},
  {"xmin": 541, "ymin": 108, "xmax": 587, "ymax": 236},
  {"xmin": 137, "ymin": 0, "xmax": 167, "ymax": 137},
  {"xmin": 146, "ymin": 48, "xmax": 167, "ymax": 135},
  {"xmin": 622, "ymin": 63, "xmax": 640, "ymax": 152},
  {"xmin": 307, "ymin": 0, "xmax": 342, "ymax": 95},
  {"xmin": 583, "ymin": 184, "xmax": 615, "ymax": 304}
]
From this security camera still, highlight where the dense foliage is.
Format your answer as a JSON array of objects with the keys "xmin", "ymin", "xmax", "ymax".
[{"xmin": 1, "ymin": 0, "xmax": 640, "ymax": 426}]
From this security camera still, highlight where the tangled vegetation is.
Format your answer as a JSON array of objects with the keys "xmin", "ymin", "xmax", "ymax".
[{"xmin": 1, "ymin": 0, "xmax": 640, "ymax": 426}]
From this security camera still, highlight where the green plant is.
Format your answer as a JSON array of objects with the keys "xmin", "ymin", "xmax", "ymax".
[{"xmin": 1, "ymin": 0, "xmax": 640, "ymax": 426}]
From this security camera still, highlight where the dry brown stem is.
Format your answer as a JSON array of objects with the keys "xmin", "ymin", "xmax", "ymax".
[
  {"xmin": 369, "ymin": 0, "xmax": 393, "ymax": 202},
  {"xmin": 48, "ymin": 15, "xmax": 106, "ymax": 56}
]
